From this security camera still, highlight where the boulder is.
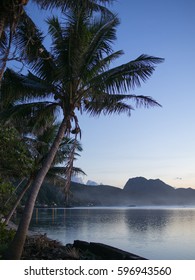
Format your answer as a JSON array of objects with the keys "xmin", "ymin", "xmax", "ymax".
[{"xmin": 73, "ymin": 240, "xmax": 147, "ymax": 260}]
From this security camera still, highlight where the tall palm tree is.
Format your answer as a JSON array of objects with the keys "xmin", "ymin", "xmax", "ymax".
[
  {"xmin": 3, "ymin": 6, "xmax": 164, "ymax": 259},
  {"xmin": 4, "ymin": 130, "xmax": 85, "ymax": 225},
  {"xmin": 1, "ymin": 69, "xmax": 84, "ymax": 222}
]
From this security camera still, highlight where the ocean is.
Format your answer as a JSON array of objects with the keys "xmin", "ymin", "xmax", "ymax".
[{"xmin": 30, "ymin": 206, "xmax": 195, "ymax": 259}]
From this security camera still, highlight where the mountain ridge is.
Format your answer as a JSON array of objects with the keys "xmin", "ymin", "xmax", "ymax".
[
  {"xmin": 124, "ymin": 176, "xmax": 175, "ymax": 192},
  {"xmin": 37, "ymin": 176, "xmax": 195, "ymax": 207}
]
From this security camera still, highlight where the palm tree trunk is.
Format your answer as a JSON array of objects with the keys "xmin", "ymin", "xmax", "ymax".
[
  {"xmin": 0, "ymin": 17, "xmax": 5, "ymax": 40},
  {"xmin": 0, "ymin": 23, "xmax": 14, "ymax": 83},
  {"xmin": 4, "ymin": 178, "xmax": 25, "ymax": 207},
  {"xmin": 64, "ymin": 136, "xmax": 77, "ymax": 201},
  {"xmin": 5, "ymin": 117, "xmax": 67, "ymax": 260},
  {"xmin": 0, "ymin": 18, "xmax": 5, "ymax": 83},
  {"xmin": 4, "ymin": 177, "xmax": 33, "ymax": 225}
]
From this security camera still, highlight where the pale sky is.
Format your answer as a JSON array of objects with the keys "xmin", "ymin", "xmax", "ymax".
[{"xmin": 26, "ymin": 0, "xmax": 195, "ymax": 189}]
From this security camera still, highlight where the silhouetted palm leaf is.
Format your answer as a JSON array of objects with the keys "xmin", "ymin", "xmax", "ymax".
[{"xmin": 32, "ymin": 0, "xmax": 114, "ymax": 15}]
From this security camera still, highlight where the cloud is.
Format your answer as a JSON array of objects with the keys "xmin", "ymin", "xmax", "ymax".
[
  {"xmin": 86, "ymin": 180, "xmax": 98, "ymax": 186},
  {"xmin": 71, "ymin": 176, "xmax": 85, "ymax": 184}
]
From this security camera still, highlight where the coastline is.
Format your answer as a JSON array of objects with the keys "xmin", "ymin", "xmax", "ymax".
[
  {"xmin": 1, "ymin": 218, "xmax": 146, "ymax": 260},
  {"xmin": 22, "ymin": 234, "xmax": 147, "ymax": 260}
]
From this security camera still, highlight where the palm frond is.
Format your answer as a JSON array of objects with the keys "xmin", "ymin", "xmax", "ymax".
[
  {"xmin": 0, "ymin": 101, "xmax": 59, "ymax": 134},
  {"xmin": 83, "ymin": 94, "xmax": 134, "ymax": 116},
  {"xmin": 125, "ymin": 94, "xmax": 161, "ymax": 108},
  {"xmin": 36, "ymin": 123, "xmax": 59, "ymax": 142},
  {"xmin": 83, "ymin": 92, "xmax": 161, "ymax": 117},
  {"xmin": 1, "ymin": 69, "xmax": 54, "ymax": 108},
  {"xmin": 0, "ymin": 29, "xmax": 7, "ymax": 54},
  {"xmin": 88, "ymin": 54, "xmax": 164, "ymax": 93},
  {"xmin": 32, "ymin": 0, "xmax": 114, "ymax": 15},
  {"xmin": 80, "ymin": 16, "xmax": 121, "ymax": 77},
  {"xmin": 60, "ymin": 137, "xmax": 83, "ymax": 152},
  {"xmin": 46, "ymin": 16, "xmax": 71, "ymax": 80},
  {"xmin": 82, "ymin": 50, "xmax": 124, "ymax": 82},
  {"xmin": 48, "ymin": 166, "xmax": 86, "ymax": 177},
  {"xmin": 15, "ymin": 11, "xmax": 57, "ymax": 80},
  {"xmin": 53, "ymin": 137, "xmax": 83, "ymax": 166},
  {"xmin": 90, "ymin": 15, "xmax": 120, "ymax": 54}
]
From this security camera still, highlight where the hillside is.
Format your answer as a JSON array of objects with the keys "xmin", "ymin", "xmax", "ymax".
[
  {"xmin": 124, "ymin": 177, "xmax": 195, "ymax": 205},
  {"xmin": 35, "ymin": 177, "xmax": 195, "ymax": 207},
  {"xmin": 123, "ymin": 177, "xmax": 175, "ymax": 205}
]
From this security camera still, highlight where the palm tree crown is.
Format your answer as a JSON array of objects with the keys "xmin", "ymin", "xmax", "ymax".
[{"xmin": 2, "ymin": 7, "xmax": 163, "ymax": 133}]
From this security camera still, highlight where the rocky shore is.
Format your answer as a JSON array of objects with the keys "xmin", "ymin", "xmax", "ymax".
[
  {"xmin": 22, "ymin": 234, "xmax": 147, "ymax": 260},
  {"xmin": 1, "ymin": 217, "xmax": 146, "ymax": 260}
]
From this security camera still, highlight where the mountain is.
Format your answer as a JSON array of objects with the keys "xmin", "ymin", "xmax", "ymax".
[
  {"xmin": 67, "ymin": 182, "xmax": 127, "ymax": 206},
  {"xmin": 124, "ymin": 177, "xmax": 195, "ymax": 205},
  {"xmin": 123, "ymin": 177, "xmax": 175, "ymax": 204},
  {"xmin": 36, "ymin": 177, "xmax": 195, "ymax": 207},
  {"xmin": 124, "ymin": 177, "xmax": 174, "ymax": 193}
]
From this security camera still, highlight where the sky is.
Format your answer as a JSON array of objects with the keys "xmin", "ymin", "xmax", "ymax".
[{"xmin": 25, "ymin": 0, "xmax": 195, "ymax": 189}]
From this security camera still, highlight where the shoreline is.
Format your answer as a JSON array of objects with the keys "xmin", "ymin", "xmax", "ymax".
[
  {"xmin": 22, "ymin": 234, "xmax": 147, "ymax": 260},
  {"xmin": 1, "ymin": 218, "xmax": 146, "ymax": 260}
]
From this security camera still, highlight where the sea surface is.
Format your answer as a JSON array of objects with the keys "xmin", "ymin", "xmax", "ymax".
[{"xmin": 30, "ymin": 206, "xmax": 195, "ymax": 259}]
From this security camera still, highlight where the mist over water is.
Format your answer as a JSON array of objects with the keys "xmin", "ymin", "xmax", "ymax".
[{"xmin": 30, "ymin": 207, "xmax": 195, "ymax": 259}]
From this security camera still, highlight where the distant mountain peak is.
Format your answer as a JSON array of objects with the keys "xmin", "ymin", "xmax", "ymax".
[{"xmin": 124, "ymin": 176, "xmax": 174, "ymax": 192}]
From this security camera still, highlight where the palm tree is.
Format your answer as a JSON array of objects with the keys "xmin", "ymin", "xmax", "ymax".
[
  {"xmin": 4, "ymin": 131, "xmax": 85, "ymax": 225},
  {"xmin": 2, "ymin": 5, "xmax": 164, "ymax": 259},
  {"xmin": 1, "ymin": 71, "xmax": 84, "ymax": 222}
]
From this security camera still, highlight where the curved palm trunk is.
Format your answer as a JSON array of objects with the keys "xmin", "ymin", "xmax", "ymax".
[
  {"xmin": 5, "ymin": 117, "xmax": 67, "ymax": 260},
  {"xmin": 4, "ymin": 178, "xmax": 25, "ymax": 207},
  {"xmin": 0, "ymin": 17, "xmax": 5, "ymax": 40},
  {"xmin": 4, "ymin": 177, "xmax": 33, "ymax": 225},
  {"xmin": 64, "ymin": 135, "xmax": 78, "ymax": 202},
  {"xmin": 0, "ymin": 23, "xmax": 15, "ymax": 82},
  {"xmin": 0, "ymin": 18, "xmax": 5, "ymax": 96}
]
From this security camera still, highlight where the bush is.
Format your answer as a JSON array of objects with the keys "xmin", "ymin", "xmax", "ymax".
[
  {"xmin": 0, "ymin": 222, "xmax": 15, "ymax": 259},
  {"xmin": 0, "ymin": 178, "xmax": 15, "ymax": 215}
]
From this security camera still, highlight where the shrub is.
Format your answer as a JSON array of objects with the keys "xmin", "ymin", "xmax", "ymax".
[{"xmin": 0, "ymin": 222, "xmax": 15, "ymax": 259}]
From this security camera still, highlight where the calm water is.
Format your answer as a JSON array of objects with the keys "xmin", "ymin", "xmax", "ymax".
[{"xmin": 30, "ymin": 206, "xmax": 195, "ymax": 259}]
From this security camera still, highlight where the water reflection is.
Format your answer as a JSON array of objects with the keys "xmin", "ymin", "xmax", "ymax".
[
  {"xmin": 30, "ymin": 207, "xmax": 195, "ymax": 259},
  {"xmin": 124, "ymin": 209, "xmax": 169, "ymax": 232}
]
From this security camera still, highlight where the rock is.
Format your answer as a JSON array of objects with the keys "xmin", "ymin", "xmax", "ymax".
[
  {"xmin": 73, "ymin": 240, "xmax": 147, "ymax": 260},
  {"xmin": 22, "ymin": 237, "xmax": 147, "ymax": 260}
]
